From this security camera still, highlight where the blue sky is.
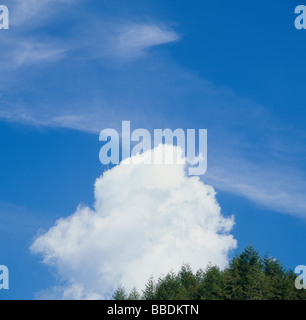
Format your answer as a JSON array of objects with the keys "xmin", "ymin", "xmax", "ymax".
[{"xmin": 0, "ymin": 0, "xmax": 306, "ymax": 299}]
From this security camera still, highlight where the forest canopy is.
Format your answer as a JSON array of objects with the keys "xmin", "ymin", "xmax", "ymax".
[{"xmin": 112, "ymin": 245, "xmax": 306, "ymax": 300}]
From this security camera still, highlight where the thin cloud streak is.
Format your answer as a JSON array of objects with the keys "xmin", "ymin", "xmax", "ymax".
[
  {"xmin": 10, "ymin": 0, "xmax": 80, "ymax": 26},
  {"xmin": 112, "ymin": 23, "xmax": 180, "ymax": 58}
]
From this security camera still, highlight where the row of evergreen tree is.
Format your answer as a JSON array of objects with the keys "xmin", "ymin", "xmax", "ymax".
[{"xmin": 112, "ymin": 245, "xmax": 306, "ymax": 300}]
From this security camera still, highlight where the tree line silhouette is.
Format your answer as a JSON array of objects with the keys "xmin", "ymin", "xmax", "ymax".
[{"xmin": 112, "ymin": 245, "xmax": 306, "ymax": 300}]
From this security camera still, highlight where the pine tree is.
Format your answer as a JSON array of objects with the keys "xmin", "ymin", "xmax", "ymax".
[
  {"xmin": 155, "ymin": 271, "xmax": 182, "ymax": 300},
  {"xmin": 142, "ymin": 276, "xmax": 156, "ymax": 300},
  {"xmin": 178, "ymin": 264, "xmax": 198, "ymax": 299},
  {"xmin": 264, "ymin": 256, "xmax": 288, "ymax": 299},
  {"xmin": 197, "ymin": 264, "xmax": 223, "ymax": 300},
  {"xmin": 112, "ymin": 285, "xmax": 128, "ymax": 300},
  {"xmin": 223, "ymin": 245, "xmax": 267, "ymax": 300},
  {"xmin": 128, "ymin": 287, "xmax": 141, "ymax": 300}
]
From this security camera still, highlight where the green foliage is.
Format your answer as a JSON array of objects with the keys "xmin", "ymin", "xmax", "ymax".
[
  {"xmin": 112, "ymin": 285, "xmax": 128, "ymax": 300},
  {"xmin": 197, "ymin": 264, "xmax": 223, "ymax": 300},
  {"xmin": 142, "ymin": 275, "xmax": 156, "ymax": 300},
  {"xmin": 223, "ymin": 245, "xmax": 267, "ymax": 300},
  {"xmin": 128, "ymin": 287, "xmax": 141, "ymax": 300},
  {"xmin": 155, "ymin": 270, "xmax": 182, "ymax": 300},
  {"xmin": 112, "ymin": 245, "xmax": 306, "ymax": 300}
]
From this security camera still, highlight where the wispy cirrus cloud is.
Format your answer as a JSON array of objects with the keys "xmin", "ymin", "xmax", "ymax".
[
  {"xmin": 9, "ymin": 0, "xmax": 80, "ymax": 26},
  {"xmin": 205, "ymin": 156, "xmax": 306, "ymax": 217},
  {"xmin": 0, "ymin": 0, "xmax": 305, "ymax": 219},
  {"xmin": 1, "ymin": 54, "xmax": 306, "ymax": 217},
  {"xmin": 11, "ymin": 40, "xmax": 67, "ymax": 67},
  {"xmin": 110, "ymin": 23, "xmax": 179, "ymax": 58}
]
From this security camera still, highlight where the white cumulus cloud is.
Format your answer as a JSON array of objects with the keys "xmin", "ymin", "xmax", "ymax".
[{"xmin": 31, "ymin": 145, "xmax": 236, "ymax": 300}]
